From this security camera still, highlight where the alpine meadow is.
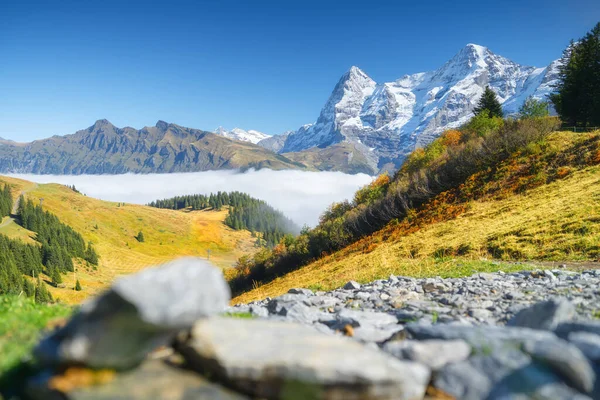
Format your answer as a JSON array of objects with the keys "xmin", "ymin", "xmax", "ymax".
[{"xmin": 1, "ymin": 2, "xmax": 600, "ymax": 400}]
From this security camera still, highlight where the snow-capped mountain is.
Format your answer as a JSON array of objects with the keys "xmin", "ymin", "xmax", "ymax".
[
  {"xmin": 214, "ymin": 127, "xmax": 271, "ymax": 144},
  {"xmin": 280, "ymin": 44, "xmax": 560, "ymax": 172}
]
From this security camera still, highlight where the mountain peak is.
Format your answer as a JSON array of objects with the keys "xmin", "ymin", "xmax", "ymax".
[
  {"xmin": 346, "ymin": 66, "xmax": 371, "ymax": 80},
  {"xmin": 155, "ymin": 120, "xmax": 169, "ymax": 130},
  {"xmin": 91, "ymin": 119, "xmax": 114, "ymax": 129},
  {"xmin": 454, "ymin": 43, "xmax": 489, "ymax": 62}
]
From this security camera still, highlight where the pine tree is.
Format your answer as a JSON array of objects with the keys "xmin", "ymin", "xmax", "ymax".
[
  {"xmin": 75, "ymin": 279, "xmax": 82, "ymax": 291},
  {"xmin": 49, "ymin": 266, "xmax": 62, "ymax": 286},
  {"xmin": 84, "ymin": 242, "xmax": 99, "ymax": 265},
  {"xmin": 35, "ymin": 277, "xmax": 52, "ymax": 303},
  {"xmin": 474, "ymin": 86, "xmax": 503, "ymax": 118},
  {"xmin": 135, "ymin": 231, "xmax": 145, "ymax": 243},
  {"xmin": 551, "ymin": 23, "xmax": 600, "ymax": 127}
]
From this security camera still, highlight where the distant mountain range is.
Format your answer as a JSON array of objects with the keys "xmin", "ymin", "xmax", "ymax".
[
  {"xmin": 0, "ymin": 120, "xmax": 304, "ymax": 174},
  {"xmin": 0, "ymin": 43, "xmax": 560, "ymax": 175}
]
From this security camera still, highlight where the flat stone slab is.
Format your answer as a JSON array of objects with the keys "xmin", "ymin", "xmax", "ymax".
[
  {"xmin": 177, "ymin": 317, "xmax": 430, "ymax": 400},
  {"xmin": 35, "ymin": 257, "xmax": 230, "ymax": 370},
  {"xmin": 26, "ymin": 360, "xmax": 247, "ymax": 400}
]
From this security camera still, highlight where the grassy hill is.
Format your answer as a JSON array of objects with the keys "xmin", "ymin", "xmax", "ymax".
[
  {"xmin": 230, "ymin": 124, "xmax": 600, "ymax": 303},
  {"xmin": 0, "ymin": 176, "xmax": 256, "ymax": 304}
]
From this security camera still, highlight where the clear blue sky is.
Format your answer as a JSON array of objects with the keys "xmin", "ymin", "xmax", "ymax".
[{"xmin": 1, "ymin": 0, "xmax": 598, "ymax": 141}]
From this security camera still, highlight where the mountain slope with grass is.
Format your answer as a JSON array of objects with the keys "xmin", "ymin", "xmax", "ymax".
[
  {"xmin": 0, "ymin": 176, "xmax": 258, "ymax": 304},
  {"xmin": 229, "ymin": 119, "xmax": 600, "ymax": 303}
]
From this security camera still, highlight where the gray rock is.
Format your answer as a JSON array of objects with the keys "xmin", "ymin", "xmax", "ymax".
[
  {"xmin": 305, "ymin": 295, "xmax": 340, "ymax": 308},
  {"xmin": 350, "ymin": 325, "xmax": 404, "ymax": 343},
  {"xmin": 434, "ymin": 348, "xmax": 592, "ymax": 400},
  {"xmin": 248, "ymin": 305, "xmax": 269, "ymax": 318},
  {"xmin": 336, "ymin": 309, "xmax": 398, "ymax": 328},
  {"xmin": 284, "ymin": 303, "xmax": 328, "ymax": 325},
  {"xmin": 35, "ymin": 258, "xmax": 230, "ymax": 370},
  {"xmin": 383, "ymin": 339, "xmax": 471, "ymax": 370},
  {"xmin": 178, "ymin": 317, "xmax": 431, "ymax": 400},
  {"xmin": 406, "ymin": 323, "xmax": 557, "ymax": 352},
  {"xmin": 569, "ymin": 332, "xmax": 600, "ymax": 361},
  {"xmin": 343, "ymin": 280, "xmax": 361, "ymax": 290},
  {"xmin": 468, "ymin": 308, "xmax": 493, "ymax": 321},
  {"xmin": 522, "ymin": 338, "xmax": 595, "ymax": 393},
  {"xmin": 288, "ymin": 288, "xmax": 313, "ymax": 296},
  {"xmin": 507, "ymin": 298, "xmax": 575, "ymax": 330},
  {"xmin": 555, "ymin": 321, "xmax": 600, "ymax": 339},
  {"xmin": 26, "ymin": 360, "xmax": 248, "ymax": 400}
]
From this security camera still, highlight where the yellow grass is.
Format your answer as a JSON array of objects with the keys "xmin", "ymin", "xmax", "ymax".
[
  {"xmin": 233, "ymin": 165, "xmax": 600, "ymax": 303},
  {"xmin": 0, "ymin": 175, "xmax": 257, "ymax": 304}
]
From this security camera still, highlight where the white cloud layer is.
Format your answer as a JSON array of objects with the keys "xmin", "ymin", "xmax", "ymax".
[{"xmin": 8, "ymin": 170, "xmax": 373, "ymax": 227}]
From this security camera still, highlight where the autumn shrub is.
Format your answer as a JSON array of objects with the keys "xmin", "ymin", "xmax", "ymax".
[{"xmin": 353, "ymin": 174, "xmax": 391, "ymax": 206}]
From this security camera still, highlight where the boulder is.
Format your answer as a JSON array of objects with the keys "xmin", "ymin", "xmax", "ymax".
[
  {"xmin": 507, "ymin": 298, "xmax": 575, "ymax": 330},
  {"xmin": 35, "ymin": 257, "xmax": 230, "ymax": 370},
  {"xmin": 177, "ymin": 317, "xmax": 430, "ymax": 400},
  {"xmin": 26, "ymin": 361, "xmax": 247, "ymax": 400}
]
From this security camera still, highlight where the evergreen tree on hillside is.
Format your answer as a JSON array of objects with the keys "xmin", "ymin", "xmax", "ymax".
[
  {"xmin": 551, "ymin": 23, "xmax": 600, "ymax": 127},
  {"xmin": 35, "ymin": 276, "xmax": 52, "ymax": 303},
  {"xmin": 0, "ymin": 184, "xmax": 13, "ymax": 218},
  {"xmin": 75, "ymin": 279, "xmax": 82, "ymax": 291},
  {"xmin": 84, "ymin": 242, "xmax": 99, "ymax": 264},
  {"xmin": 135, "ymin": 231, "xmax": 145, "ymax": 242},
  {"xmin": 474, "ymin": 86, "xmax": 503, "ymax": 118}
]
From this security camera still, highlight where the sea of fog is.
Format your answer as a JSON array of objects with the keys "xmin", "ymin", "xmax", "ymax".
[{"xmin": 8, "ymin": 170, "xmax": 373, "ymax": 227}]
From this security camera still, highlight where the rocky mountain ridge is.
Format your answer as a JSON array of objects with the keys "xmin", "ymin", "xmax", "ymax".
[
  {"xmin": 279, "ymin": 44, "xmax": 561, "ymax": 172},
  {"xmin": 0, "ymin": 120, "xmax": 303, "ymax": 174}
]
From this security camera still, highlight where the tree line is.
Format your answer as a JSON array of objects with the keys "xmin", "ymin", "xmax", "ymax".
[
  {"xmin": 0, "ymin": 184, "xmax": 13, "ymax": 218},
  {"xmin": 551, "ymin": 22, "xmax": 600, "ymax": 128},
  {"xmin": 149, "ymin": 191, "xmax": 299, "ymax": 247},
  {"xmin": 0, "ymin": 196, "xmax": 100, "ymax": 302}
]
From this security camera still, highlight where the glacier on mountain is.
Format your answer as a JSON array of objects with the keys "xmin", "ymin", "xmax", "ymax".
[
  {"xmin": 214, "ymin": 127, "xmax": 271, "ymax": 144},
  {"xmin": 280, "ymin": 44, "xmax": 560, "ymax": 173}
]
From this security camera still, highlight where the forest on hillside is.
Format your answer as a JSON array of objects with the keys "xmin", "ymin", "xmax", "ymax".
[
  {"xmin": 149, "ymin": 191, "xmax": 299, "ymax": 247},
  {"xmin": 0, "ymin": 184, "xmax": 12, "ymax": 218},
  {"xmin": 0, "ymin": 186, "xmax": 99, "ymax": 302}
]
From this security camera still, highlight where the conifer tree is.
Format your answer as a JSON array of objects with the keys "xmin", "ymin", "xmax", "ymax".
[
  {"xmin": 49, "ymin": 266, "xmax": 62, "ymax": 286},
  {"xmin": 474, "ymin": 86, "xmax": 503, "ymax": 118},
  {"xmin": 75, "ymin": 279, "xmax": 82, "ymax": 291},
  {"xmin": 551, "ymin": 23, "xmax": 600, "ymax": 127},
  {"xmin": 35, "ymin": 277, "xmax": 52, "ymax": 303},
  {"xmin": 135, "ymin": 231, "xmax": 145, "ymax": 242}
]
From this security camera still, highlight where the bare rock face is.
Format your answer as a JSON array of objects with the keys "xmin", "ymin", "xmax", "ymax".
[
  {"xmin": 34, "ymin": 257, "xmax": 230, "ymax": 370},
  {"xmin": 177, "ymin": 317, "xmax": 431, "ymax": 400}
]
